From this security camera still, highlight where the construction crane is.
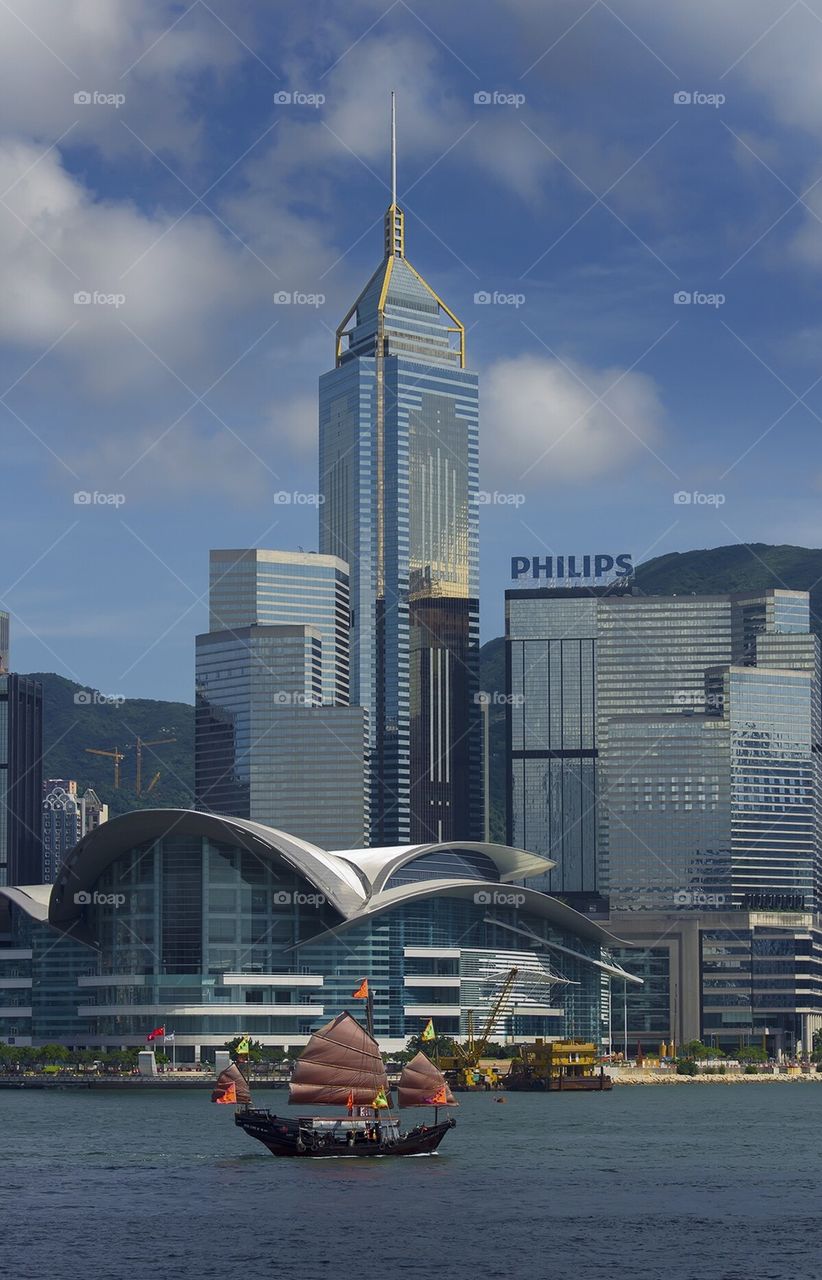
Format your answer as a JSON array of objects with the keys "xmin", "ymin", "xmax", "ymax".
[
  {"xmin": 135, "ymin": 736, "xmax": 176, "ymax": 796},
  {"xmin": 145, "ymin": 770, "xmax": 161, "ymax": 795},
  {"xmin": 85, "ymin": 746, "xmax": 125, "ymax": 789},
  {"xmin": 456, "ymin": 966, "xmax": 520, "ymax": 1068}
]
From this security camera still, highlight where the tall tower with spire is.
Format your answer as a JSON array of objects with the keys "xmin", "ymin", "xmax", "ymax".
[{"xmin": 319, "ymin": 93, "xmax": 482, "ymax": 844}]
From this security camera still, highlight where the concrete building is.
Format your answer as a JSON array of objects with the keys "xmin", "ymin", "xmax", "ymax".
[
  {"xmin": 0, "ymin": 674, "xmax": 42, "ymax": 886},
  {"xmin": 42, "ymin": 781, "xmax": 109, "ymax": 882}
]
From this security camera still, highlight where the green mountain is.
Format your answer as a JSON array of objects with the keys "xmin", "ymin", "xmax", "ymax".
[
  {"xmin": 479, "ymin": 543, "xmax": 822, "ymax": 838},
  {"xmin": 28, "ymin": 673, "xmax": 194, "ymax": 819},
  {"xmin": 25, "ymin": 543, "xmax": 822, "ymax": 835},
  {"xmin": 634, "ymin": 543, "xmax": 822, "ymax": 633}
]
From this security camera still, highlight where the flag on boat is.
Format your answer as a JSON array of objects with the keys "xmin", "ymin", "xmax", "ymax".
[
  {"xmin": 352, "ymin": 978, "xmax": 369, "ymax": 999},
  {"xmin": 146, "ymin": 1026, "xmax": 164, "ymax": 1042},
  {"xmin": 235, "ymin": 1036, "xmax": 250, "ymax": 1055},
  {"xmin": 214, "ymin": 1082, "xmax": 236, "ymax": 1105},
  {"xmin": 372, "ymin": 1088, "xmax": 389, "ymax": 1109},
  {"xmin": 346, "ymin": 1090, "xmax": 354, "ymax": 1111},
  {"xmin": 421, "ymin": 1018, "xmax": 435, "ymax": 1042},
  {"xmin": 425, "ymin": 1085, "xmax": 448, "ymax": 1106}
]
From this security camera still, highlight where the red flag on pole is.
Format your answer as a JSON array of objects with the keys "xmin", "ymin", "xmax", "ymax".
[
  {"xmin": 146, "ymin": 1026, "xmax": 165, "ymax": 1042},
  {"xmin": 352, "ymin": 978, "xmax": 369, "ymax": 999}
]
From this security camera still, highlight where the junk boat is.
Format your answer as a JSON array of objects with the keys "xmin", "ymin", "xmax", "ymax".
[{"xmin": 213, "ymin": 1006, "xmax": 457, "ymax": 1158}]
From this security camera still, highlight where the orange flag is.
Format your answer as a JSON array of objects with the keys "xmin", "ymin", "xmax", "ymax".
[
  {"xmin": 346, "ymin": 1090, "xmax": 354, "ymax": 1111},
  {"xmin": 352, "ymin": 978, "xmax": 369, "ymax": 999},
  {"xmin": 213, "ymin": 1081, "xmax": 237, "ymax": 1105},
  {"xmin": 425, "ymin": 1085, "xmax": 447, "ymax": 1105}
]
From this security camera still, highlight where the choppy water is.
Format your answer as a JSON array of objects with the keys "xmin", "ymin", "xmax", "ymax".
[{"xmin": 3, "ymin": 1084, "xmax": 821, "ymax": 1280}]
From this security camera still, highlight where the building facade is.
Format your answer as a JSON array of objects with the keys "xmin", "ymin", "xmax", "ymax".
[
  {"xmin": 208, "ymin": 549, "xmax": 352, "ymax": 706},
  {"xmin": 0, "ymin": 809, "xmax": 639, "ymax": 1053},
  {"xmin": 506, "ymin": 586, "xmax": 821, "ymax": 913},
  {"xmin": 609, "ymin": 908, "xmax": 822, "ymax": 1059},
  {"xmin": 195, "ymin": 624, "xmax": 369, "ymax": 849},
  {"xmin": 0, "ymin": 674, "xmax": 43, "ymax": 886},
  {"xmin": 319, "ymin": 152, "xmax": 482, "ymax": 845},
  {"xmin": 42, "ymin": 781, "xmax": 109, "ymax": 882}
]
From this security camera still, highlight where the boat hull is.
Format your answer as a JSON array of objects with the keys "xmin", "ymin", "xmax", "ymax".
[{"xmin": 234, "ymin": 1109, "xmax": 456, "ymax": 1158}]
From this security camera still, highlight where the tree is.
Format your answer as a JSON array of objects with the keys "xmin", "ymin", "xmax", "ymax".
[
  {"xmin": 736, "ymin": 1045, "xmax": 767, "ymax": 1062},
  {"xmin": 392, "ymin": 1033, "xmax": 460, "ymax": 1064},
  {"xmin": 225, "ymin": 1036, "xmax": 265, "ymax": 1063},
  {"xmin": 683, "ymin": 1039, "xmax": 724, "ymax": 1060}
]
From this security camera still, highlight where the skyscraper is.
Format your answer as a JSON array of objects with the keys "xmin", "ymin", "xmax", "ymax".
[
  {"xmin": 208, "ymin": 549, "xmax": 352, "ymax": 705},
  {"xmin": 0, "ymin": 612, "xmax": 8, "ymax": 673},
  {"xmin": 506, "ymin": 585, "xmax": 822, "ymax": 911},
  {"xmin": 319, "ymin": 96, "xmax": 482, "ymax": 844},
  {"xmin": 0, "ymin": 674, "xmax": 43, "ymax": 885},
  {"xmin": 195, "ymin": 624, "xmax": 369, "ymax": 848},
  {"xmin": 42, "ymin": 780, "xmax": 109, "ymax": 882}
]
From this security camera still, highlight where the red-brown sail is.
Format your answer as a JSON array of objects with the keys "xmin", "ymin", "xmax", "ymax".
[
  {"xmin": 212, "ymin": 1061, "xmax": 252, "ymax": 1105},
  {"xmin": 289, "ymin": 1012, "xmax": 390, "ymax": 1107},
  {"xmin": 397, "ymin": 1052, "xmax": 458, "ymax": 1108}
]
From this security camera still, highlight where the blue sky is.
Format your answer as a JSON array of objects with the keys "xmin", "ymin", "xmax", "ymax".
[{"xmin": 1, "ymin": 0, "xmax": 821, "ymax": 701}]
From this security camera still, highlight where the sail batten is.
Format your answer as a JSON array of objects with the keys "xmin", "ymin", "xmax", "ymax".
[
  {"xmin": 289, "ymin": 1012, "xmax": 390, "ymax": 1107},
  {"xmin": 397, "ymin": 1052, "xmax": 458, "ymax": 1108}
]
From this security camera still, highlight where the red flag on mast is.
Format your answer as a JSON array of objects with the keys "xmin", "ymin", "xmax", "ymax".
[{"xmin": 352, "ymin": 978, "xmax": 369, "ymax": 999}]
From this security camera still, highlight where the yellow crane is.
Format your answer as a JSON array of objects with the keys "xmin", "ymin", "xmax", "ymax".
[
  {"xmin": 456, "ymin": 966, "xmax": 520, "ymax": 1068},
  {"xmin": 85, "ymin": 746, "xmax": 125, "ymax": 789},
  {"xmin": 146, "ymin": 770, "xmax": 161, "ymax": 795},
  {"xmin": 135, "ymin": 736, "xmax": 176, "ymax": 796},
  {"xmin": 438, "ymin": 967, "xmax": 520, "ymax": 1087}
]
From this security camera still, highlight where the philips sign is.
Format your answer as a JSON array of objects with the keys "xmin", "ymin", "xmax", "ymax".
[{"xmin": 511, "ymin": 554, "xmax": 634, "ymax": 581}]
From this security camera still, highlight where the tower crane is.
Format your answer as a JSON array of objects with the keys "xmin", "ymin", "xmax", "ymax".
[{"xmin": 85, "ymin": 746, "xmax": 125, "ymax": 789}]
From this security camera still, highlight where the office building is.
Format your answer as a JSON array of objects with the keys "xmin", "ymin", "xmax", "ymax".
[
  {"xmin": 208, "ymin": 549, "xmax": 351, "ymax": 705},
  {"xmin": 319, "ymin": 98, "xmax": 482, "ymax": 845},
  {"xmin": 195, "ymin": 624, "xmax": 369, "ymax": 849},
  {"xmin": 506, "ymin": 586, "xmax": 821, "ymax": 913},
  {"xmin": 0, "ymin": 612, "xmax": 8, "ymax": 673},
  {"xmin": 0, "ymin": 808, "xmax": 640, "ymax": 1052},
  {"xmin": 0, "ymin": 674, "xmax": 43, "ymax": 885},
  {"xmin": 608, "ymin": 906, "xmax": 822, "ymax": 1059}
]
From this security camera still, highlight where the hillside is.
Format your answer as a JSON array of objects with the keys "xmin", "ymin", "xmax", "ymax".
[
  {"xmin": 29, "ymin": 673, "xmax": 194, "ymax": 819},
  {"xmin": 479, "ymin": 542, "xmax": 822, "ymax": 837},
  {"xmin": 634, "ymin": 543, "xmax": 822, "ymax": 632}
]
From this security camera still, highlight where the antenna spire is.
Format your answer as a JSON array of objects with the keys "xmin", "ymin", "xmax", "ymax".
[
  {"xmin": 391, "ymin": 90, "xmax": 397, "ymax": 208},
  {"xmin": 384, "ymin": 91, "xmax": 404, "ymax": 257}
]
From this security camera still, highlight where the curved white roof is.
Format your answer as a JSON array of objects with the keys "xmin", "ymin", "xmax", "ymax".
[{"xmin": 332, "ymin": 841, "xmax": 554, "ymax": 895}]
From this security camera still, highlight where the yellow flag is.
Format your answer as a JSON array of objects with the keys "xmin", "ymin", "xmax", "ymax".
[
  {"xmin": 236, "ymin": 1036, "xmax": 251, "ymax": 1056},
  {"xmin": 421, "ymin": 1018, "xmax": 435, "ymax": 1042},
  {"xmin": 372, "ymin": 1088, "xmax": 389, "ymax": 1109}
]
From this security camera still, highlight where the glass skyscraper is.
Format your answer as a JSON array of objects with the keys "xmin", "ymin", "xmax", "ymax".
[
  {"xmin": 318, "ymin": 111, "xmax": 481, "ymax": 843},
  {"xmin": 208, "ymin": 549, "xmax": 351, "ymax": 706},
  {"xmin": 195, "ymin": 624, "xmax": 369, "ymax": 849},
  {"xmin": 506, "ymin": 586, "xmax": 822, "ymax": 912},
  {"xmin": 0, "ymin": 674, "xmax": 43, "ymax": 885}
]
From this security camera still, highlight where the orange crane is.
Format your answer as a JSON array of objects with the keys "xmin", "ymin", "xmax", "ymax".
[
  {"xmin": 85, "ymin": 746, "xmax": 125, "ymax": 789},
  {"xmin": 135, "ymin": 736, "xmax": 176, "ymax": 796}
]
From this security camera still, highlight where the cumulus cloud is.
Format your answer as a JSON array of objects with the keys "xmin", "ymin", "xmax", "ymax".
[
  {"xmin": 0, "ymin": 0, "xmax": 242, "ymax": 160},
  {"xmin": 481, "ymin": 353, "xmax": 666, "ymax": 486},
  {"xmin": 0, "ymin": 140, "xmax": 266, "ymax": 389}
]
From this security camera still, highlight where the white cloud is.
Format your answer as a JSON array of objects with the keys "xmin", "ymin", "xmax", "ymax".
[
  {"xmin": 0, "ymin": 0, "xmax": 242, "ymax": 160},
  {"xmin": 481, "ymin": 352, "xmax": 666, "ymax": 486},
  {"xmin": 0, "ymin": 140, "xmax": 265, "ymax": 389}
]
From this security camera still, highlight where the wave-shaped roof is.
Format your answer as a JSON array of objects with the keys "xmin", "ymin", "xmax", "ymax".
[{"xmin": 0, "ymin": 808, "xmax": 625, "ymax": 951}]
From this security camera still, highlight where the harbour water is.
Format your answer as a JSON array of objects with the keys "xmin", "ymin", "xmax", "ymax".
[{"xmin": 5, "ymin": 1084, "xmax": 822, "ymax": 1279}]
